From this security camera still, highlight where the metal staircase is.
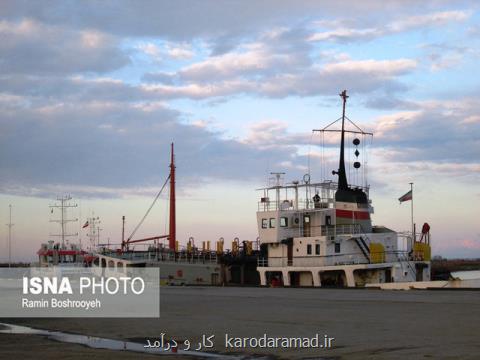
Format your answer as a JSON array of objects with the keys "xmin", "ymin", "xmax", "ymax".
[
  {"xmin": 395, "ymin": 251, "xmax": 417, "ymax": 281},
  {"xmin": 354, "ymin": 236, "xmax": 370, "ymax": 263}
]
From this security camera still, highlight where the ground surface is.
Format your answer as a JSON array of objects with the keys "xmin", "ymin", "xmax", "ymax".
[{"xmin": 1, "ymin": 287, "xmax": 480, "ymax": 359}]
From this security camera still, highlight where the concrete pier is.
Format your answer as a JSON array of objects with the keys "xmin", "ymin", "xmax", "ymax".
[{"xmin": 2, "ymin": 287, "xmax": 479, "ymax": 359}]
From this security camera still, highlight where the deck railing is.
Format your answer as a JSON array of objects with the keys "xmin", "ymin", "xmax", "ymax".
[
  {"xmin": 270, "ymin": 224, "xmax": 363, "ymax": 239},
  {"xmin": 257, "ymin": 250, "xmax": 417, "ymax": 268},
  {"xmin": 257, "ymin": 199, "xmax": 334, "ymax": 212},
  {"xmin": 101, "ymin": 250, "xmax": 219, "ymax": 264}
]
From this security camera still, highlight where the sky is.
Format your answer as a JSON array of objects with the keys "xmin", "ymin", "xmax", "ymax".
[{"xmin": 0, "ymin": 0, "xmax": 479, "ymax": 261}]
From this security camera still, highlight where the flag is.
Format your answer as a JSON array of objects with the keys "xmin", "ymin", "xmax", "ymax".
[
  {"xmin": 82, "ymin": 221, "xmax": 89, "ymax": 228},
  {"xmin": 398, "ymin": 190, "xmax": 412, "ymax": 203}
]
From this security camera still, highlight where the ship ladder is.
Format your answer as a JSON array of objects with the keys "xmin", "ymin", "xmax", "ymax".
[
  {"xmin": 354, "ymin": 237, "xmax": 370, "ymax": 263},
  {"xmin": 396, "ymin": 252, "xmax": 416, "ymax": 281}
]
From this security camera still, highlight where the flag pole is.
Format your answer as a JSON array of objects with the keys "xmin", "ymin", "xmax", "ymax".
[{"xmin": 410, "ymin": 182, "xmax": 414, "ymax": 242}]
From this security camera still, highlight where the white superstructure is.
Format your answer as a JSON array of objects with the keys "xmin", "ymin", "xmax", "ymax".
[{"xmin": 257, "ymin": 91, "xmax": 431, "ymax": 287}]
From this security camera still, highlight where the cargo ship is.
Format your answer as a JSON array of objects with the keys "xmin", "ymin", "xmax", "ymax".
[
  {"xmin": 37, "ymin": 196, "xmax": 95, "ymax": 268},
  {"xmin": 36, "ymin": 90, "xmax": 433, "ymax": 288},
  {"xmin": 256, "ymin": 90, "xmax": 431, "ymax": 287}
]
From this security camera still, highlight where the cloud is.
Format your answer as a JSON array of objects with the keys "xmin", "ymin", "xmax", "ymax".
[
  {"xmin": 1, "ymin": 4, "xmax": 461, "ymax": 104},
  {"xmin": 160, "ymin": 27, "xmax": 313, "ymax": 83},
  {"xmin": 461, "ymin": 115, "xmax": 480, "ymax": 125},
  {"xmin": 0, "ymin": 183, "xmax": 165, "ymax": 200},
  {"xmin": 322, "ymin": 59, "xmax": 416, "ymax": 76},
  {"xmin": 2, "ymin": 26, "xmax": 417, "ymax": 103},
  {"xmin": 1, "ymin": 1, "xmax": 477, "ymax": 202},
  {"xmin": 309, "ymin": 27, "xmax": 380, "ymax": 42},
  {"xmin": 178, "ymin": 47, "xmax": 271, "ymax": 82},
  {"xmin": 418, "ymin": 42, "xmax": 478, "ymax": 72},
  {"xmin": 461, "ymin": 238, "xmax": 480, "ymax": 250},
  {"xmin": 0, "ymin": 18, "xmax": 129, "ymax": 75},
  {"xmin": 372, "ymin": 98, "xmax": 480, "ymax": 165},
  {"xmin": 372, "ymin": 160, "xmax": 480, "ymax": 180},
  {"xmin": 137, "ymin": 42, "xmax": 162, "ymax": 60},
  {"xmin": 144, "ymin": 57, "xmax": 417, "ymax": 99},
  {"xmin": 137, "ymin": 41, "xmax": 194, "ymax": 61},
  {"xmin": 364, "ymin": 96, "xmax": 420, "ymax": 110},
  {"xmin": 2, "ymin": 1, "xmax": 446, "ymax": 41},
  {"xmin": 242, "ymin": 120, "xmax": 311, "ymax": 150},
  {"xmin": 389, "ymin": 10, "xmax": 470, "ymax": 32},
  {"xmin": 165, "ymin": 43, "xmax": 194, "ymax": 59},
  {"xmin": 0, "ymin": 98, "xmax": 315, "ymax": 198},
  {"xmin": 139, "ymin": 22, "xmax": 418, "ymax": 100},
  {"xmin": 429, "ymin": 53, "xmax": 463, "ymax": 71},
  {"xmin": 309, "ymin": 10, "xmax": 471, "ymax": 43},
  {"xmin": 0, "ymin": 75, "xmax": 159, "ymax": 103}
]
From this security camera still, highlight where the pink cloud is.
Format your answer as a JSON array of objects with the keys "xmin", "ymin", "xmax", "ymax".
[{"xmin": 461, "ymin": 239, "xmax": 480, "ymax": 250}]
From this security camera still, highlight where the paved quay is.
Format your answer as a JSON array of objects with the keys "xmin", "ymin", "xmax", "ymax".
[{"xmin": 2, "ymin": 286, "xmax": 480, "ymax": 359}]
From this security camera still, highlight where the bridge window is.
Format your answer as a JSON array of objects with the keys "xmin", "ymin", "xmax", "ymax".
[
  {"xmin": 335, "ymin": 243, "xmax": 341, "ymax": 253},
  {"xmin": 280, "ymin": 217, "xmax": 288, "ymax": 227},
  {"xmin": 262, "ymin": 218, "xmax": 268, "ymax": 229},
  {"xmin": 307, "ymin": 244, "xmax": 312, "ymax": 255},
  {"xmin": 269, "ymin": 218, "xmax": 276, "ymax": 228},
  {"xmin": 315, "ymin": 244, "xmax": 320, "ymax": 255}
]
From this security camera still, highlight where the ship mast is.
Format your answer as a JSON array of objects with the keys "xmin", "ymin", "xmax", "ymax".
[
  {"xmin": 6, "ymin": 204, "xmax": 14, "ymax": 267},
  {"xmin": 121, "ymin": 143, "xmax": 176, "ymax": 252},
  {"xmin": 313, "ymin": 90, "xmax": 373, "ymax": 203},
  {"xmin": 169, "ymin": 142, "xmax": 176, "ymax": 250},
  {"xmin": 49, "ymin": 196, "xmax": 78, "ymax": 247},
  {"xmin": 338, "ymin": 90, "xmax": 349, "ymax": 191},
  {"xmin": 86, "ymin": 216, "xmax": 101, "ymax": 249}
]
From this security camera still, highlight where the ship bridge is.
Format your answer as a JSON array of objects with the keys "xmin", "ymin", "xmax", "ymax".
[{"xmin": 256, "ymin": 176, "xmax": 372, "ymax": 244}]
